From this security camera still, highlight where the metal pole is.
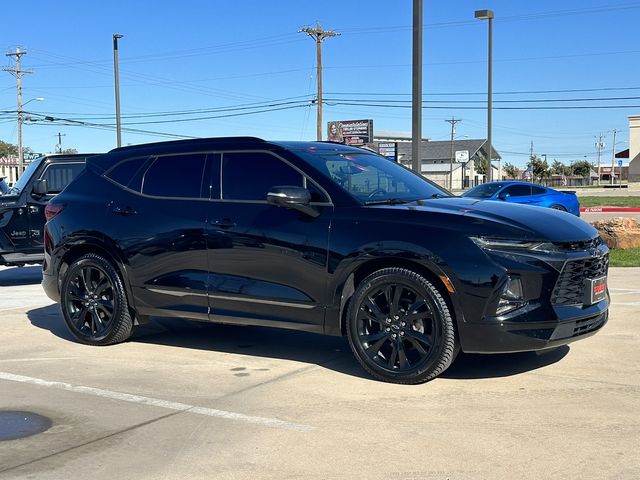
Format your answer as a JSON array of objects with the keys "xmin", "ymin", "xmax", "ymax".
[
  {"xmin": 113, "ymin": 34, "xmax": 123, "ymax": 148},
  {"xmin": 17, "ymin": 66, "xmax": 23, "ymax": 174},
  {"xmin": 611, "ymin": 129, "xmax": 617, "ymax": 185},
  {"xmin": 316, "ymin": 37, "xmax": 323, "ymax": 141},
  {"xmin": 411, "ymin": 0, "xmax": 423, "ymax": 174},
  {"xmin": 486, "ymin": 15, "xmax": 493, "ymax": 183}
]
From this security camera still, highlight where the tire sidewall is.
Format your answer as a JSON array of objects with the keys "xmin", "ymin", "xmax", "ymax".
[
  {"xmin": 60, "ymin": 255, "xmax": 128, "ymax": 345},
  {"xmin": 346, "ymin": 269, "xmax": 456, "ymax": 384}
]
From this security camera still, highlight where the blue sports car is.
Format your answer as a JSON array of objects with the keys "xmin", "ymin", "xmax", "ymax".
[{"xmin": 461, "ymin": 181, "xmax": 580, "ymax": 216}]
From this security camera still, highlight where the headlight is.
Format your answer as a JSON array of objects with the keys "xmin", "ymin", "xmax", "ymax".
[{"xmin": 470, "ymin": 236, "xmax": 561, "ymax": 253}]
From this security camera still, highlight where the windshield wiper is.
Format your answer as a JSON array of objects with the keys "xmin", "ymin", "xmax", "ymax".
[{"xmin": 364, "ymin": 198, "xmax": 413, "ymax": 206}]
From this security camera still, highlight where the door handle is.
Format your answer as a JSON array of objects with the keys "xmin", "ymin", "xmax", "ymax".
[
  {"xmin": 112, "ymin": 206, "xmax": 137, "ymax": 216},
  {"xmin": 211, "ymin": 218, "xmax": 236, "ymax": 229},
  {"xmin": 28, "ymin": 205, "xmax": 40, "ymax": 214}
]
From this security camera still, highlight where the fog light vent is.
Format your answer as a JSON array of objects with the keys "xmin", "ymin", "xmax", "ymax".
[{"xmin": 497, "ymin": 276, "xmax": 525, "ymax": 315}]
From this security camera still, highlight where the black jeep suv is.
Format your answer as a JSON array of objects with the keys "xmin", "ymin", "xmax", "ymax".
[
  {"xmin": 42, "ymin": 138, "xmax": 608, "ymax": 384},
  {"xmin": 1, "ymin": 154, "xmax": 94, "ymax": 267}
]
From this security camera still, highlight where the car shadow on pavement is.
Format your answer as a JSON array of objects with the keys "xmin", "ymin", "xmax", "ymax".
[
  {"xmin": 0, "ymin": 266, "xmax": 42, "ymax": 286},
  {"xmin": 27, "ymin": 305, "xmax": 570, "ymax": 381}
]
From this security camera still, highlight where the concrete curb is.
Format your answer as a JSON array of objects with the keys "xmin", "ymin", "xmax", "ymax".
[{"xmin": 580, "ymin": 207, "xmax": 640, "ymax": 213}]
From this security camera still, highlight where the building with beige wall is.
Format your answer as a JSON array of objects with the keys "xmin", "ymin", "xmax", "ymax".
[{"xmin": 629, "ymin": 115, "xmax": 640, "ymax": 181}]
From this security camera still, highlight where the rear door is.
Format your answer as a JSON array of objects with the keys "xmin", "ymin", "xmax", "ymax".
[
  {"xmin": 104, "ymin": 152, "xmax": 211, "ymax": 320},
  {"xmin": 205, "ymin": 150, "xmax": 332, "ymax": 330}
]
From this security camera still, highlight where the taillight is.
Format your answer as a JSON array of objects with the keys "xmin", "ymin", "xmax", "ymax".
[{"xmin": 44, "ymin": 203, "xmax": 66, "ymax": 221}]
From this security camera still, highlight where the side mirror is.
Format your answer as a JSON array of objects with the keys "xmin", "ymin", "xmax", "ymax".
[
  {"xmin": 267, "ymin": 186, "xmax": 319, "ymax": 218},
  {"xmin": 497, "ymin": 192, "xmax": 510, "ymax": 201},
  {"xmin": 32, "ymin": 179, "xmax": 48, "ymax": 196}
]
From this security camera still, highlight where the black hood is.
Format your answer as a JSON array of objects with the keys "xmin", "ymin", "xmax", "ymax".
[{"xmin": 383, "ymin": 197, "xmax": 597, "ymax": 243}]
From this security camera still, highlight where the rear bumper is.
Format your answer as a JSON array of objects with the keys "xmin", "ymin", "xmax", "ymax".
[
  {"xmin": 0, "ymin": 252, "xmax": 44, "ymax": 266},
  {"xmin": 460, "ymin": 299, "xmax": 608, "ymax": 353},
  {"xmin": 42, "ymin": 270, "xmax": 60, "ymax": 303}
]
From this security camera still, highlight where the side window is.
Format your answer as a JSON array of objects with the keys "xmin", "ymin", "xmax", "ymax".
[
  {"xmin": 222, "ymin": 152, "xmax": 303, "ymax": 201},
  {"xmin": 502, "ymin": 185, "xmax": 531, "ymax": 197},
  {"xmin": 531, "ymin": 186, "xmax": 547, "ymax": 196},
  {"xmin": 105, "ymin": 156, "xmax": 152, "ymax": 192},
  {"xmin": 40, "ymin": 163, "xmax": 84, "ymax": 194},
  {"xmin": 143, "ymin": 154, "xmax": 207, "ymax": 198}
]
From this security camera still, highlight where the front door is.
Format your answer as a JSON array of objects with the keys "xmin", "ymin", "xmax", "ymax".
[{"xmin": 206, "ymin": 151, "xmax": 331, "ymax": 330}]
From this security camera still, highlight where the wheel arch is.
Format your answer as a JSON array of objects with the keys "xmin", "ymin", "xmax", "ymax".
[
  {"xmin": 57, "ymin": 237, "xmax": 140, "ymax": 319},
  {"xmin": 328, "ymin": 256, "xmax": 465, "ymax": 337}
]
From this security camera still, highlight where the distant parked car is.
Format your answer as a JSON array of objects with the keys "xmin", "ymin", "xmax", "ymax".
[
  {"xmin": 462, "ymin": 181, "xmax": 580, "ymax": 216},
  {"xmin": 0, "ymin": 177, "xmax": 9, "ymax": 195}
]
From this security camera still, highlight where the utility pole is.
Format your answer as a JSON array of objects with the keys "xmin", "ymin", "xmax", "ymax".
[
  {"xmin": 411, "ymin": 0, "xmax": 423, "ymax": 174},
  {"xmin": 113, "ymin": 34, "xmax": 124, "ymax": 147},
  {"xmin": 299, "ymin": 24, "xmax": 339, "ymax": 141},
  {"xmin": 56, "ymin": 132, "xmax": 66, "ymax": 153},
  {"xmin": 610, "ymin": 129, "xmax": 617, "ymax": 185},
  {"xmin": 595, "ymin": 133, "xmax": 605, "ymax": 186},
  {"xmin": 446, "ymin": 117, "xmax": 462, "ymax": 190},
  {"xmin": 529, "ymin": 141, "xmax": 534, "ymax": 161},
  {"xmin": 3, "ymin": 48, "xmax": 32, "ymax": 176}
]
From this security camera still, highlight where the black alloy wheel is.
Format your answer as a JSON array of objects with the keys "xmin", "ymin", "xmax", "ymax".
[
  {"xmin": 346, "ymin": 268, "xmax": 457, "ymax": 384},
  {"xmin": 61, "ymin": 254, "xmax": 133, "ymax": 345},
  {"xmin": 551, "ymin": 205, "xmax": 567, "ymax": 211}
]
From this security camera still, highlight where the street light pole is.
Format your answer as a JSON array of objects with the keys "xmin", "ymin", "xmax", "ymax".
[
  {"xmin": 475, "ymin": 9, "xmax": 494, "ymax": 183},
  {"xmin": 113, "ymin": 34, "xmax": 124, "ymax": 148},
  {"xmin": 412, "ymin": 0, "xmax": 423, "ymax": 174}
]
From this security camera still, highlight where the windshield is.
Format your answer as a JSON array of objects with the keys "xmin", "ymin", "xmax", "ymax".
[
  {"xmin": 0, "ymin": 178, "xmax": 8, "ymax": 195},
  {"xmin": 298, "ymin": 149, "xmax": 450, "ymax": 204},
  {"xmin": 7, "ymin": 158, "xmax": 42, "ymax": 196},
  {"xmin": 461, "ymin": 183, "xmax": 504, "ymax": 199}
]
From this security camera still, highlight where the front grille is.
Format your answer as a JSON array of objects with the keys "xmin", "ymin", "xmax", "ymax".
[
  {"xmin": 551, "ymin": 254, "xmax": 609, "ymax": 305},
  {"xmin": 554, "ymin": 237, "xmax": 602, "ymax": 252}
]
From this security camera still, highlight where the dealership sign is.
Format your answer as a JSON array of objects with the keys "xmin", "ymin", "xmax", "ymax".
[
  {"xmin": 327, "ymin": 119, "xmax": 373, "ymax": 146},
  {"xmin": 455, "ymin": 150, "xmax": 469, "ymax": 162}
]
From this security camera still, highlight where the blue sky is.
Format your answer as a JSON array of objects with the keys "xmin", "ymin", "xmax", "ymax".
[{"xmin": 1, "ymin": 0, "xmax": 639, "ymax": 167}]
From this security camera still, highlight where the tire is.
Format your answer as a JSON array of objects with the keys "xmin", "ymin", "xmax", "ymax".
[
  {"xmin": 60, "ymin": 253, "xmax": 133, "ymax": 345},
  {"xmin": 551, "ymin": 205, "xmax": 567, "ymax": 211},
  {"xmin": 346, "ymin": 268, "xmax": 457, "ymax": 384}
]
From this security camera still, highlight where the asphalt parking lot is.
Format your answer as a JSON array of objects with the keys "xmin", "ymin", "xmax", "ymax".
[{"xmin": 0, "ymin": 265, "xmax": 639, "ymax": 479}]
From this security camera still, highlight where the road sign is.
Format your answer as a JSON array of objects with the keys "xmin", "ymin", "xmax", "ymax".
[
  {"xmin": 618, "ymin": 159, "xmax": 623, "ymax": 167},
  {"xmin": 455, "ymin": 150, "xmax": 469, "ymax": 162}
]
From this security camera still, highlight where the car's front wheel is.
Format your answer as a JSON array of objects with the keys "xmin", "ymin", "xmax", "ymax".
[
  {"xmin": 346, "ymin": 268, "xmax": 457, "ymax": 384},
  {"xmin": 60, "ymin": 253, "xmax": 133, "ymax": 345}
]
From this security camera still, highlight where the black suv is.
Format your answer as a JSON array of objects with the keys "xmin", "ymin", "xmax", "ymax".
[
  {"xmin": 1, "ymin": 154, "xmax": 93, "ymax": 266},
  {"xmin": 42, "ymin": 138, "xmax": 608, "ymax": 384}
]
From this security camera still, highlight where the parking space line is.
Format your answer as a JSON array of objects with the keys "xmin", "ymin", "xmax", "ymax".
[{"xmin": 0, "ymin": 371, "xmax": 313, "ymax": 433}]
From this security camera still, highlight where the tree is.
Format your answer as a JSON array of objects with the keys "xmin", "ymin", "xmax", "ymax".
[
  {"xmin": 61, "ymin": 148, "xmax": 78, "ymax": 154},
  {"xmin": 527, "ymin": 155, "xmax": 549, "ymax": 182},
  {"xmin": 503, "ymin": 163, "xmax": 520, "ymax": 179},
  {"xmin": 550, "ymin": 160, "xmax": 570, "ymax": 176},
  {"xmin": 475, "ymin": 153, "xmax": 488, "ymax": 175},
  {"xmin": 0, "ymin": 140, "xmax": 18, "ymax": 157},
  {"xmin": 571, "ymin": 159, "xmax": 593, "ymax": 178}
]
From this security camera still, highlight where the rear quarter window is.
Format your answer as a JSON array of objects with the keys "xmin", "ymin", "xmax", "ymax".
[{"xmin": 40, "ymin": 163, "xmax": 85, "ymax": 194}]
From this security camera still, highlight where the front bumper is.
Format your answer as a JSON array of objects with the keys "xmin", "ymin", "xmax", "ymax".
[{"xmin": 459, "ymin": 297, "xmax": 608, "ymax": 353}]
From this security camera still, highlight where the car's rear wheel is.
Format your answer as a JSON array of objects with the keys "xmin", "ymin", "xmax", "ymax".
[
  {"xmin": 346, "ymin": 268, "xmax": 457, "ymax": 384},
  {"xmin": 551, "ymin": 205, "xmax": 567, "ymax": 211},
  {"xmin": 60, "ymin": 253, "xmax": 133, "ymax": 345}
]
